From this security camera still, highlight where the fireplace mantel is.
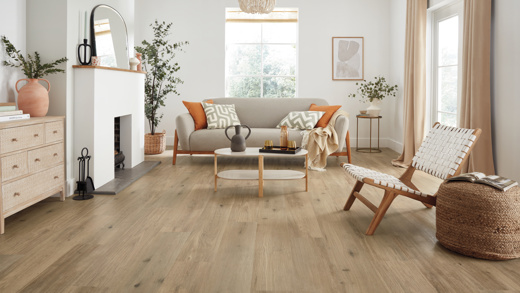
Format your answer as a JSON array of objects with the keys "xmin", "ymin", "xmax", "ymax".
[
  {"xmin": 72, "ymin": 65, "xmax": 146, "ymax": 74},
  {"xmin": 73, "ymin": 66, "xmax": 145, "ymax": 188}
]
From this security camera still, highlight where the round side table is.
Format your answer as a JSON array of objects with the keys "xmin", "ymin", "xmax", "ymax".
[{"xmin": 356, "ymin": 114, "xmax": 382, "ymax": 153}]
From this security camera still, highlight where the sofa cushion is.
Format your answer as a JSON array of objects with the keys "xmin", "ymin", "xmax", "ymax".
[
  {"xmin": 183, "ymin": 100, "xmax": 213, "ymax": 130},
  {"xmin": 277, "ymin": 111, "xmax": 325, "ymax": 130},
  {"xmin": 189, "ymin": 128, "xmax": 303, "ymax": 151},
  {"xmin": 309, "ymin": 103, "xmax": 342, "ymax": 128},
  {"xmin": 202, "ymin": 103, "xmax": 241, "ymax": 129},
  {"xmin": 209, "ymin": 98, "xmax": 329, "ymax": 128}
]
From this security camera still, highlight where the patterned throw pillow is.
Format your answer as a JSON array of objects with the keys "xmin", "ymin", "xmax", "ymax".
[
  {"xmin": 277, "ymin": 111, "xmax": 325, "ymax": 130},
  {"xmin": 202, "ymin": 103, "xmax": 241, "ymax": 129}
]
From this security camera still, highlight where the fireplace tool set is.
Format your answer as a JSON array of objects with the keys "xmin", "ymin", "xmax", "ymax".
[{"xmin": 74, "ymin": 147, "xmax": 95, "ymax": 200}]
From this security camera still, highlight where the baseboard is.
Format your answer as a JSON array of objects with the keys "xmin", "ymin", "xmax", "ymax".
[
  {"xmin": 67, "ymin": 179, "xmax": 76, "ymax": 197},
  {"xmin": 166, "ymin": 135, "xmax": 175, "ymax": 146},
  {"xmin": 386, "ymin": 138, "xmax": 403, "ymax": 153}
]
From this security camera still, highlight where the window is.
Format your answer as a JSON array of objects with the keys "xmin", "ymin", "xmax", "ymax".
[
  {"xmin": 225, "ymin": 9, "xmax": 298, "ymax": 98},
  {"xmin": 429, "ymin": 1, "xmax": 463, "ymax": 127}
]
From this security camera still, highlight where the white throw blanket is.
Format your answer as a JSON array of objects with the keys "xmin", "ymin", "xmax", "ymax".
[{"xmin": 301, "ymin": 110, "xmax": 349, "ymax": 171}]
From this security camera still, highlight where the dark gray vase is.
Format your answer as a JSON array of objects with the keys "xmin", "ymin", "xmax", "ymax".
[{"xmin": 225, "ymin": 124, "xmax": 251, "ymax": 152}]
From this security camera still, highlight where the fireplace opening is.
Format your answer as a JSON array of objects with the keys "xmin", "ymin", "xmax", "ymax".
[{"xmin": 114, "ymin": 117, "xmax": 125, "ymax": 169}]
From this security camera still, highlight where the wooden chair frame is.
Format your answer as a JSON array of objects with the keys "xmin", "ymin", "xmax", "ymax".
[
  {"xmin": 172, "ymin": 130, "xmax": 352, "ymax": 165},
  {"xmin": 341, "ymin": 123, "xmax": 482, "ymax": 235}
]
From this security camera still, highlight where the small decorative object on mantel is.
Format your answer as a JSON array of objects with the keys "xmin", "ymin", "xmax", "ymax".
[
  {"xmin": 135, "ymin": 21, "xmax": 188, "ymax": 154},
  {"xmin": 238, "ymin": 0, "xmax": 276, "ymax": 14},
  {"xmin": 1, "ymin": 35, "xmax": 68, "ymax": 117},
  {"xmin": 78, "ymin": 39, "xmax": 92, "ymax": 65},
  {"xmin": 129, "ymin": 57, "xmax": 139, "ymax": 70},
  {"xmin": 91, "ymin": 56, "xmax": 101, "ymax": 66},
  {"xmin": 74, "ymin": 147, "xmax": 95, "ymax": 201},
  {"xmin": 225, "ymin": 124, "xmax": 251, "ymax": 152},
  {"xmin": 78, "ymin": 11, "xmax": 92, "ymax": 65},
  {"xmin": 348, "ymin": 76, "xmax": 398, "ymax": 117},
  {"xmin": 136, "ymin": 53, "xmax": 142, "ymax": 71}
]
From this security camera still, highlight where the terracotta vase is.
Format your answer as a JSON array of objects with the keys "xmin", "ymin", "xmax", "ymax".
[
  {"xmin": 136, "ymin": 53, "xmax": 142, "ymax": 71},
  {"xmin": 15, "ymin": 79, "xmax": 50, "ymax": 117}
]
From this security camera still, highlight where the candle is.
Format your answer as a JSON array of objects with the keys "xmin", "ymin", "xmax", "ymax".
[{"xmin": 84, "ymin": 11, "xmax": 87, "ymax": 39}]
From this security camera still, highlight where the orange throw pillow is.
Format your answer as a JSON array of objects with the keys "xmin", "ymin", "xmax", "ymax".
[
  {"xmin": 182, "ymin": 100, "xmax": 213, "ymax": 130},
  {"xmin": 309, "ymin": 103, "xmax": 341, "ymax": 128}
]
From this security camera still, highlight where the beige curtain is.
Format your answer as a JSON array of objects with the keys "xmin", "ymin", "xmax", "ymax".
[
  {"xmin": 459, "ymin": 0, "xmax": 495, "ymax": 175},
  {"xmin": 392, "ymin": 0, "xmax": 427, "ymax": 168}
]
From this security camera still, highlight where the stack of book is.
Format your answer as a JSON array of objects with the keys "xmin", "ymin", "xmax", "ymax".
[{"xmin": 0, "ymin": 103, "xmax": 30, "ymax": 122}]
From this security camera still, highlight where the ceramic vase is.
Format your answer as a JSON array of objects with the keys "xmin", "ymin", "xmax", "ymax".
[
  {"xmin": 225, "ymin": 124, "xmax": 251, "ymax": 152},
  {"xmin": 136, "ymin": 53, "xmax": 142, "ymax": 71},
  {"xmin": 367, "ymin": 99, "xmax": 382, "ymax": 117},
  {"xmin": 15, "ymin": 79, "xmax": 50, "ymax": 117},
  {"xmin": 129, "ymin": 57, "xmax": 140, "ymax": 71}
]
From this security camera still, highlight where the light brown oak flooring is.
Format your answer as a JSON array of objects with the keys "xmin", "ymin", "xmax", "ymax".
[{"xmin": 0, "ymin": 148, "xmax": 519, "ymax": 292}]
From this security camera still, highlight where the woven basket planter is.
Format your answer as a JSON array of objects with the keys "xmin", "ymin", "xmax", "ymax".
[
  {"xmin": 436, "ymin": 181, "xmax": 520, "ymax": 260},
  {"xmin": 144, "ymin": 131, "xmax": 166, "ymax": 155}
]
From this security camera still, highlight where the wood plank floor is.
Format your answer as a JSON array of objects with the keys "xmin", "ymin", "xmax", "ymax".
[{"xmin": 0, "ymin": 149, "xmax": 519, "ymax": 292}]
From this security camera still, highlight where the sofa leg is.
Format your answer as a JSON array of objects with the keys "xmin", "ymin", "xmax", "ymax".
[
  {"xmin": 172, "ymin": 130, "xmax": 179, "ymax": 165},
  {"xmin": 346, "ymin": 130, "xmax": 352, "ymax": 164}
]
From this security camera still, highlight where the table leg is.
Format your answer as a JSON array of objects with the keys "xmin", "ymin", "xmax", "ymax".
[
  {"xmin": 378, "ymin": 117, "xmax": 380, "ymax": 151},
  {"xmin": 214, "ymin": 154, "xmax": 218, "ymax": 192},
  {"xmin": 356, "ymin": 116, "xmax": 359, "ymax": 151},
  {"xmin": 305, "ymin": 153, "xmax": 309, "ymax": 192},
  {"xmin": 369, "ymin": 118, "xmax": 373, "ymax": 153},
  {"xmin": 259, "ymin": 155, "xmax": 264, "ymax": 197}
]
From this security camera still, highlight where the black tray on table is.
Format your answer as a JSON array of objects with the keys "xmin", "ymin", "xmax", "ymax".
[{"xmin": 259, "ymin": 146, "xmax": 301, "ymax": 154}]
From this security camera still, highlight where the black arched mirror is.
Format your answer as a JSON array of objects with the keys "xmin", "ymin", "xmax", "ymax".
[{"xmin": 90, "ymin": 4, "xmax": 129, "ymax": 69}]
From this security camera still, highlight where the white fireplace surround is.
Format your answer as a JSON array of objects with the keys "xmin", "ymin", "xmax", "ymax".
[{"xmin": 73, "ymin": 66, "xmax": 145, "ymax": 188}]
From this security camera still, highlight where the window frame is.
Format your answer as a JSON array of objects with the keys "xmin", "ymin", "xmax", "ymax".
[
  {"xmin": 428, "ymin": 0, "xmax": 463, "ymax": 128},
  {"xmin": 225, "ymin": 10, "xmax": 299, "ymax": 98}
]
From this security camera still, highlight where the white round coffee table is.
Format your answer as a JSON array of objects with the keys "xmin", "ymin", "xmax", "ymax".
[{"xmin": 214, "ymin": 147, "xmax": 309, "ymax": 197}]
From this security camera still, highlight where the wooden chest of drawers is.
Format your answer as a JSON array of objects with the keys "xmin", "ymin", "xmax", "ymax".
[{"xmin": 0, "ymin": 117, "xmax": 65, "ymax": 234}]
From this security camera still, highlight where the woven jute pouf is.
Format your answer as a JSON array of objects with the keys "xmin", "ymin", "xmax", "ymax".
[{"xmin": 436, "ymin": 182, "xmax": 520, "ymax": 260}]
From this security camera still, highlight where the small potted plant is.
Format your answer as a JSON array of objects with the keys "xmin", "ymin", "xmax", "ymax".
[
  {"xmin": 1, "ymin": 35, "xmax": 68, "ymax": 117},
  {"xmin": 135, "ymin": 21, "xmax": 188, "ymax": 154},
  {"xmin": 348, "ymin": 76, "xmax": 398, "ymax": 116}
]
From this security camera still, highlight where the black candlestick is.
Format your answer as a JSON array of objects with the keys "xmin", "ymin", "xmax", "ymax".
[{"xmin": 78, "ymin": 39, "xmax": 92, "ymax": 65}]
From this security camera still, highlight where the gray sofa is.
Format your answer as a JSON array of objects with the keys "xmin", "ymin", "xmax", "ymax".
[{"xmin": 173, "ymin": 98, "xmax": 351, "ymax": 164}]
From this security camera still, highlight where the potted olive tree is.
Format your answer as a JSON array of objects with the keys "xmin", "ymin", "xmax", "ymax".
[
  {"xmin": 135, "ymin": 21, "xmax": 188, "ymax": 154},
  {"xmin": 1, "ymin": 35, "xmax": 68, "ymax": 117}
]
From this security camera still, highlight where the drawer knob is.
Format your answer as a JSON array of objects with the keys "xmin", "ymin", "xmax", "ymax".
[
  {"xmin": 53, "ymin": 153, "xmax": 58, "ymax": 157},
  {"xmin": 34, "ymin": 133, "xmax": 39, "ymax": 137},
  {"xmin": 35, "ymin": 158, "xmax": 41, "ymax": 162},
  {"xmin": 14, "ymin": 192, "xmax": 20, "ymax": 197},
  {"xmin": 11, "ymin": 138, "xmax": 17, "ymax": 142},
  {"xmin": 54, "ymin": 176, "xmax": 59, "ymax": 179},
  {"xmin": 12, "ymin": 164, "xmax": 18, "ymax": 169},
  {"xmin": 53, "ymin": 130, "xmax": 58, "ymax": 134}
]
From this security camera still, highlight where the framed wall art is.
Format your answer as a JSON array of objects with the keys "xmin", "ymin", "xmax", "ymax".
[{"xmin": 332, "ymin": 37, "xmax": 364, "ymax": 80}]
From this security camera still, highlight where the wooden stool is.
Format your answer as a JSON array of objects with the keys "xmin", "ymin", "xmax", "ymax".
[{"xmin": 436, "ymin": 182, "xmax": 520, "ymax": 260}]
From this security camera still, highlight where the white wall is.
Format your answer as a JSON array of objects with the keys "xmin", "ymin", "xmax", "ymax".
[
  {"xmin": 0, "ymin": 0, "xmax": 26, "ymax": 104},
  {"xmin": 389, "ymin": 0, "xmax": 407, "ymax": 153},
  {"xmin": 492, "ymin": 0, "xmax": 520, "ymax": 182},
  {"xmin": 135, "ymin": 0, "xmax": 398, "ymax": 149}
]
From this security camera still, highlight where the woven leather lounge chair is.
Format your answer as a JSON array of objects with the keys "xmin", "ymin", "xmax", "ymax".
[{"xmin": 341, "ymin": 122, "xmax": 482, "ymax": 235}]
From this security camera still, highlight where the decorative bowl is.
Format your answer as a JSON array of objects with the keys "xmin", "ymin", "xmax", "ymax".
[{"xmin": 360, "ymin": 110, "xmax": 367, "ymax": 115}]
